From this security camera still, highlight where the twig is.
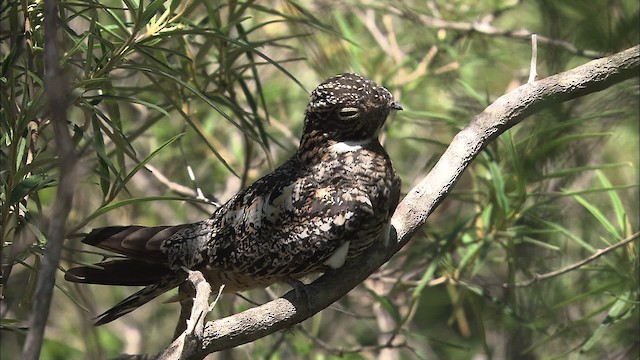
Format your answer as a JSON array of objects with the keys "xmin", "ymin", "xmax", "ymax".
[
  {"xmin": 145, "ymin": 164, "xmax": 220, "ymax": 207},
  {"xmin": 360, "ymin": 9, "xmax": 392, "ymax": 59},
  {"xmin": 263, "ymin": 332, "xmax": 288, "ymax": 360},
  {"xmin": 509, "ymin": 232, "xmax": 639, "ymax": 288},
  {"xmin": 528, "ymin": 34, "xmax": 538, "ymax": 83},
  {"xmin": 178, "ymin": 138, "xmax": 220, "ymax": 206},
  {"xmin": 356, "ymin": 9, "xmax": 458, "ymax": 86},
  {"xmin": 298, "ymin": 325, "xmax": 409, "ymax": 357},
  {"xmin": 389, "ymin": 7, "xmax": 606, "ymax": 58},
  {"xmin": 21, "ymin": 0, "xmax": 78, "ymax": 359}
]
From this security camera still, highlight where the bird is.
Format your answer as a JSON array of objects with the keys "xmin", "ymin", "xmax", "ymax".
[{"xmin": 65, "ymin": 73, "xmax": 402, "ymax": 325}]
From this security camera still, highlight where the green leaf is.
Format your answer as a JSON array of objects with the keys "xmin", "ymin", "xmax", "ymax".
[
  {"xmin": 595, "ymin": 170, "xmax": 628, "ymax": 236},
  {"xmin": 571, "ymin": 193, "xmax": 621, "ymax": 244},
  {"xmin": 458, "ymin": 240, "xmax": 483, "ymax": 274},
  {"xmin": 412, "ymin": 257, "xmax": 440, "ymax": 299},
  {"xmin": 141, "ymin": 0, "xmax": 167, "ymax": 23},
  {"xmin": 91, "ymin": 115, "xmax": 112, "ymax": 198},
  {"xmin": 488, "ymin": 161, "xmax": 510, "ymax": 216},
  {"xmin": 457, "ymin": 80, "xmax": 489, "ymax": 107},
  {"xmin": 9, "ymin": 174, "xmax": 55, "ymax": 205},
  {"xmin": 579, "ymin": 289, "xmax": 635, "ymax": 353},
  {"xmin": 26, "ymin": 221, "xmax": 47, "ymax": 246},
  {"xmin": 530, "ymin": 132, "xmax": 612, "ymax": 160},
  {"xmin": 132, "ymin": 65, "xmax": 239, "ymax": 177},
  {"xmin": 366, "ymin": 288, "xmax": 402, "ymax": 325},
  {"xmin": 536, "ymin": 162, "xmax": 630, "ymax": 181},
  {"xmin": 85, "ymin": 195, "xmax": 204, "ymax": 224},
  {"xmin": 89, "ymin": 94, "xmax": 171, "ymax": 118},
  {"xmin": 134, "ymin": 28, "xmax": 307, "ymax": 91}
]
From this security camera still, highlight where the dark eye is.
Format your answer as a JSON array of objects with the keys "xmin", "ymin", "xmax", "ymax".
[{"xmin": 338, "ymin": 107, "xmax": 359, "ymax": 120}]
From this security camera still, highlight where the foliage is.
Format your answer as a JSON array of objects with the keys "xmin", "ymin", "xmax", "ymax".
[{"xmin": 1, "ymin": 0, "xmax": 638, "ymax": 358}]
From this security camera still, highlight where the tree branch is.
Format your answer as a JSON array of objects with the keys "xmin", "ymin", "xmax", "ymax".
[
  {"xmin": 123, "ymin": 44, "xmax": 640, "ymax": 359},
  {"xmin": 509, "ymin": 232, "xmax": 639, "ymax": 287},
  {"xmin": 21, "ymin": 0, "xmax": 78, "ymax": 359},
  {"xmin": 158, "ymin": 270, "xmax": 212, "ymax": 360},
  {"xmin": 388, "ymin": 7, "xmax": 607, "ymax": 58}
]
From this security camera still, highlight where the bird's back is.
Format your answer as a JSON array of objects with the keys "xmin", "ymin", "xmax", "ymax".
[{"xmin": 161, "ymin": 140, "xmax": 399, "ymax": 291}]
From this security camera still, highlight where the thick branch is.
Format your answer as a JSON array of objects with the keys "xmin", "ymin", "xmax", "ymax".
[
  {"xmin": 130, "ymin": 45, "xmax": 639, "ymax": 359},
  {"xmin": 21, "ymin": 0, "xmax": 78, "ymax": 359},
  {"xmin": 393, "ymin": 46, "xmax": 639, "ymax": 240}
]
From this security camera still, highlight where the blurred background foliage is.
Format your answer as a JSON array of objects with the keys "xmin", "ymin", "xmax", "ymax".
[{"xmin": 1, "ymin": 0, "xmax": 638, "ymax": 359}]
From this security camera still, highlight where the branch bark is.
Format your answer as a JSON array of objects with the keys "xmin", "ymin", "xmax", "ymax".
[
  {"xmin": 125, "ymin": 44, "xmax": 640, "ymax": 359},
  {"xmin": 158, "ymin": 270, "xmax": 212, "ymax": 360},
  {"xmin": 21, "ymin": 0, "xmax": 78, "ymax": 359}
]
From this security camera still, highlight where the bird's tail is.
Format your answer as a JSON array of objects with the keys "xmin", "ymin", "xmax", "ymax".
[
  {"xmin": 64, "ymin": 224, "xmax": 194, "ymax": 325},
  {"xmin": 94, "ymin": 272, "xmax": 187, "ymax": 325}
]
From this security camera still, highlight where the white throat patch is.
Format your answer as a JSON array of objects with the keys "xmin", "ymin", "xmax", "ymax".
[{"xmin": 329, "ymin": 139, "xmax": 370, "ymax": 153}]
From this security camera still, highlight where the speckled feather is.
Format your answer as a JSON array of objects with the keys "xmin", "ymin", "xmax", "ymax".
[{"xmin": 65, "ymin": 73, "xmax": 401, "ymax": 325}]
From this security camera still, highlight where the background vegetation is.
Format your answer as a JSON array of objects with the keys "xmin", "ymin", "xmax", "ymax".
[{"xmin": 1, "ymin": 0, "xmax": 638, "ymax": 359}]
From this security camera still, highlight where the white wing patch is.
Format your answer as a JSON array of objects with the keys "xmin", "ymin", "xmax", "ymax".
[
  {"xmin": 380, "ymin": 221, "xmax": 391, "ymax": 247},
  {"xmin": 324, "ymin": 240, "xmax": 350, "ymax": 269}
]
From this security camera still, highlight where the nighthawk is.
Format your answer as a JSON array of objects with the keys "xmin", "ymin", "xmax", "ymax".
[{"xmin": 65, "ymin": 73, "xmax": 402, "ymax": 325}]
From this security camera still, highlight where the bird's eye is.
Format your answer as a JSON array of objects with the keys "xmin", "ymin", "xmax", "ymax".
[{"xmin": 338, "ymin": 107, "xmax": 359, "ymax": 120}]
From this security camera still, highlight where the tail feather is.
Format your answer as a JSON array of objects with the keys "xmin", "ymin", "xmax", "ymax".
[
  {"xmin": 82, "ymin": 225, "xmax": 190, "ymax": 262},
  {"xmin": 65, "ymin": 259, "xmax": 171, "ymax": 286},
  {"xmin": 66, "ymin": 224, "xmax": 194, "ymax": 324},
  {"xmin": 94, "ymin": 272, "xmax": 187, "ymax": 326}
]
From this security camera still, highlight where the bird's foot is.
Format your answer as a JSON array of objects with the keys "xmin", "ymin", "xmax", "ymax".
[{"xmin": 285, "ymin": 278, "xmax": 312, "ymax": 310}]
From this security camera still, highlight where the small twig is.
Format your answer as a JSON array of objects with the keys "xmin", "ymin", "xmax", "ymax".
[
  {"xmin": 298, "ymin": 325, "xmax": 409, "ymax": 357},
  {"xmin": 382, "ymin": 14, "xmax": 403, "ymax": 64},
  {"xmin": 389, "ymin": 7, "xmax": 606, "ymax": 58},
  {"xmin": 185, "ymin": 271, "xmax": 212, "ymax": 338},
  {"xmin": 173, "ymin": 282, "xmax": 194, "ymax": 340},
  {"xmin": 508, "ymin": 232, "xmax": 639, "ymax": 288},
  {"xmin": 263, "ymin": 332, "xmax": 288, "ymax": 360},
  {"xmin": 179, "ymin": 140, "xmax": 220, "ymax": 206},
  {"xmin": 528, "ymin": 34, "xmax": 538, "ymax": 83},
  {"xmin": 3, "ymin": 121, "xmax": 41, "ymax": 294},
  {"xmin": 145, "ymin": 164, "xmax": 197, "ymax": 197},
  {"xmin": 187, "ymin": 166, "xmax": 205, "ymax": 201},
  {"xmin": 145, "ymin": 164, "xmax": 220, "ymax": 207},
  {"xmin": 356, "ymin": 9, "xmax": 459, "ymax": 86},
  {"xmin": 361, "ymin": 9, "xmax": 392, "ymax": 57},
  {"xmin": 208, "ymin": 284, "xmax": 225, "ymax": 312}
]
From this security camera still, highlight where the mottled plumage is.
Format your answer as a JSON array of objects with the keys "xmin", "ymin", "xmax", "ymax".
[{"xmin": 65, "ymin": 73, "xmax": 402, "ymax": 325}]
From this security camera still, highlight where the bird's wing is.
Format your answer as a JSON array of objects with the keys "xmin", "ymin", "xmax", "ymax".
[{"xmin": 162, "ymin": 158, "xmax": 375, "ymax": 279}]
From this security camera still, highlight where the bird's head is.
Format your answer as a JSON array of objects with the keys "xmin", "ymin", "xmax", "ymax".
[{"xmin": 302, "ymin": 73, "xmax": 401, "ymax": 144}]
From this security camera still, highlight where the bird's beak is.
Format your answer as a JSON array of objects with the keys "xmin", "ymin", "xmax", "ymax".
[{"xmin": 391, "ymin": 101, "xmax": 403, "ymax": 111}]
